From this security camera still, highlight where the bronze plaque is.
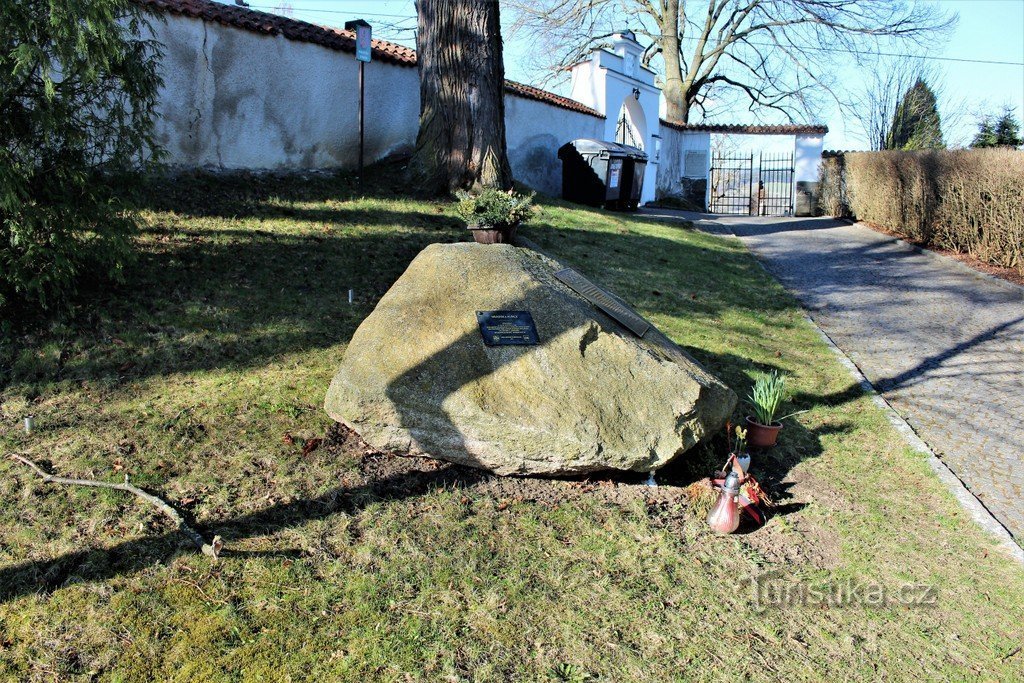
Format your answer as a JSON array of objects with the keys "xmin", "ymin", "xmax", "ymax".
[{"xmin": 553, "ymin": 268, "xmax": 651, "ymax": 338}]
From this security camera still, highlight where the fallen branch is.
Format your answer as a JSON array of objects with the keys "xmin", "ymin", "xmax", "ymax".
[{"xmin": 10, "ymin": 454, "xmax": 222, "ymax": 560}]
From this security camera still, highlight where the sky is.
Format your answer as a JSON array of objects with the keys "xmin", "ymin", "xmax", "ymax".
[{"xmin": 239, "ymin": 0, "xmax": 1024, "ymax": 150}]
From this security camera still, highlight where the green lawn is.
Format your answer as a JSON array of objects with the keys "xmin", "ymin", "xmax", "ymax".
[{"xmin": 1, "ymin": 167, "xmax": 1022, "ymax": 681}]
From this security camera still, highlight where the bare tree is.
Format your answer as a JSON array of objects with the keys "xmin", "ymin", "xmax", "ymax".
[
  {"xmin": 852, "ymin": 56, "xmax": 965, "ymax": 150},
  {"xmin": 507, "ymin": 0, "xmax": 955, "ymax": 124},
  {"xmin": 855, "ymin": 57, "xmax": 929, "ymax": 150},
  {"xmin": 409, "ymin": 0, "xmax": 513, "ymax": 193}
]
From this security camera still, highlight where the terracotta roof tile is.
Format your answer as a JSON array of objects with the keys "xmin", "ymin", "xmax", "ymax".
[
  {"xmin": 502, "ymin": 80, "xmax": 603, "ymax": 118},
  {"xmin": 136, "ymin": 0, "xmax": 418, "ymax": 66},
  {"xmin": 138, "ymin": 0, "xmax": 603, "ymax": 118},
  {"xmin": 660, "ymin": 120, "xmax": 828, "ymax": 135}
]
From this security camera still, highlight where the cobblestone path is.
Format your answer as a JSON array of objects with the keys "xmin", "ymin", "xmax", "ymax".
[{"xmin": 685, "ymin": 213, "xmax": 1024, "ymax": 541}]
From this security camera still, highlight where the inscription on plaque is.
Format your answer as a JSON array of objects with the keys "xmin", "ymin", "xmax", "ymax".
[
  {"xmin": 553, "ymin": 268, "xmax": 651, "ymax": 338},
  {"xmin": 476, "ymin": 310, "xmax": 539, "ymax": 346}
]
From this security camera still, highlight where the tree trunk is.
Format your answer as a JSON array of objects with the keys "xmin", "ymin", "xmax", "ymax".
[
  {"xmin": 410, "ymin": 0, "xmax": 514, "ymax": 194},
  {"xmin": 659, "ymin": 1, "xmax": 691, "ymax": 124}
]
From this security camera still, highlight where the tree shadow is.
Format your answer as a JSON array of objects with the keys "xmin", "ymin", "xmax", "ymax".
[
  {"xmin": 3, "ymin": 213, "xmax": 466, "ymax": 391},
  {"xmin": 0, "ymin": 443, "xmax": 489, "ymax": 603},
  {"xmin": 132, "ymin": 159, "xmax": 429, "ymax": 218}
]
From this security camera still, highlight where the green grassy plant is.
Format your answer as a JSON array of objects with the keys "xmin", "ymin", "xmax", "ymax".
[{"xmin": 748, "ymin": 371, "xmax": 787, "ymax": 426}]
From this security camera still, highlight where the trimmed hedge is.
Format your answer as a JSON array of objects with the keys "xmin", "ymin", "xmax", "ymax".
[{"xmin": 819, "ymin": 149, "xmax": 1024, "ymax": 273}]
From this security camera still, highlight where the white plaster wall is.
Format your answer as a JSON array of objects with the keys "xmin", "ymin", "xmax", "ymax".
[
  {"xmin": 795, "ymin": 134, "xmax": 824, "ymax": 182},
  {"xmin": 504, "ymin": 95, "xmax": 604, "ymax": 196},
  {"xmin": 569, "ymin": 59, "xmax": 605, "ymax": 118},
  {"xmin": 655, "ymin": 126, "xmax": 683, "ymax": 198},
  {"xmin": 654, "ymin": 128, "xmax": 711, "ymax": 201},
  {"xmin": 146, "ymin": 13, "xmax": 629, "ymax": 199},
  {"xmin": 149, "ymin": 14, "xmax": 419, "ymax": 170},
  {"xmin": 570, "ymin": 48, "xmax": 661, "ymax": 203}
]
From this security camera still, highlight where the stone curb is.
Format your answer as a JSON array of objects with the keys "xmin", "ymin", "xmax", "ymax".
[{"xmin": 592, "ymin": 213, "xmax": 1021, "ymax": 561}]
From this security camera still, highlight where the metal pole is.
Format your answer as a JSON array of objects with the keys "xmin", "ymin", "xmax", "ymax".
[
  {"xmin": 358, "ymin": 60, "xmax": 365, "ymax": 187},
  {"xmin": 748, "ymin": 153, "xmax": 755, "ymax": 216}
]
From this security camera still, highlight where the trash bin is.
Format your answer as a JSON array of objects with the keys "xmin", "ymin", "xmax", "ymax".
[
  {"xmin": 617, "ymin": 145, "xmax": 648, "ymax": 211},
  {"xmin": 795, "ymin": 180, "xmax": 819, "ymax": 217},
  {"xmin": 559, "ymin": 139, "xmax": 646, "ymax": 210}
]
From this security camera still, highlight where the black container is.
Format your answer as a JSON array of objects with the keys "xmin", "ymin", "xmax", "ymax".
[
  {"xmin": 618, "ymin": 146, "xmax": 648, "ymax": 211},
  {"xmin": 558, "ymin": 139, "xmax": 647, "ymax": 211}
]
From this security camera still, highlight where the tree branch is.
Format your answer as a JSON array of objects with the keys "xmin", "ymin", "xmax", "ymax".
[{"xmin": 10, "ymin": 454, "xmax": 223, "ymax": 559}]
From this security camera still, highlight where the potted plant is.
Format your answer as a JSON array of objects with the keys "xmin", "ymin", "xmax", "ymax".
[
  {"xmin": 745, "ymin": 371, "xmax": 804, "ymax": 448},
  {"xmin": 455, "ymin": 188, "xmax": 535, "ymax": 244}
]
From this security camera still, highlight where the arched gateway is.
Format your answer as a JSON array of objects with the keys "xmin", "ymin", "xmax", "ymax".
[
  {"xmin": 568, "ymin": 31, "xmax": 661, "ymax": 205},
  {"xmin": 565, "ymin": 31, "xmax": 826, "ymax": 214}
]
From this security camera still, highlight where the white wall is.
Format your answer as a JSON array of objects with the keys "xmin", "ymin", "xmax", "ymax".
[
  {"xmin": 150, "ymin": 14, "xmax": 420, "ymax": 170},
  {"xmin": 149, "ymin": 10, "xmax": 610, "ymax": 194},
  {"xmin": 569, "ymin": 39, "xmax": 662, "ymax": 204},
  {"xmin": 151, "ymin": 10, "xmax": 817, "ymax": 211},
  {"xmin": 656, "ymin": 127, "xmax": 711, "ymax": 205},
  {"xmin": 504, "ymin": 95, "xmax": 604, "ymax": 196}
]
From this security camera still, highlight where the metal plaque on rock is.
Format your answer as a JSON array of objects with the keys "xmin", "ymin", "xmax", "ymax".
[
  {"xmin": 476, "ymin": 311, "xmax": 540, "ymax": 346},
  {"xmin": 553, "ymin": 267, "xmax": 651, "ymax": 338}
]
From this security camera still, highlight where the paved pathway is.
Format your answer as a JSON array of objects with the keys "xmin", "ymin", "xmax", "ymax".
[{"xmin": 656, "ymin": 211, "xmax": 1024, "ymax": 541}]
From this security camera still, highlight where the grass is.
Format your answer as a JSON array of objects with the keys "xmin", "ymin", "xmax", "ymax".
[{"xmin": 1, "ymin": 165, "xmax": 1023, "ymax": 681}]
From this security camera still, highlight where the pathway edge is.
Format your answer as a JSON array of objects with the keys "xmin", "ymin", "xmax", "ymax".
[{"xmin": 805, "ymin": 313, "xmax": 1024, "ymax": 563}]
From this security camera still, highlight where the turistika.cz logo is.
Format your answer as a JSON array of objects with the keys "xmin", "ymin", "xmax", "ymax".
[{"xmin": 747, "ymin": 570, "xmax": 938, "ymax": 609}]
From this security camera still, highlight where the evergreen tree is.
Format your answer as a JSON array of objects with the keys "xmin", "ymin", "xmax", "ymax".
[
  {"xmin": 886, "ymin": 78, "xmax": 944, "ymax": 150},
  {"xmin": 971, "ymin": 117, "xmax": 998, "ymax": 148},
  {"xmin": 994, "ymin": 108, "xmax": 1023, "ymax": 147},
  {"xmin": 971, "ymin": 109, "xmax": 1023, "ymax": 148},
  {"xmin": 1, "ymin": 0, "xmax": 162, "ymax": 319}
]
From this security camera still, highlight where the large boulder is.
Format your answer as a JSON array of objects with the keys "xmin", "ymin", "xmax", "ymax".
[{"xmin": 325, "ymin": 242, "xmax": 736, "ymax": 475}]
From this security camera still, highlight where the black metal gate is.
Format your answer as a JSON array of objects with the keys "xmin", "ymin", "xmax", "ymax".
[
  {"xmin": 709, "ymin": 152, "xmax": 794, "ymax": 216},
  {"xmin": 709, "ymin": 153, "xmax": 754, "ymax": 214},
  {"xmin": 757, "ymin": 152, "xmax": 794, "ymax": 216}
]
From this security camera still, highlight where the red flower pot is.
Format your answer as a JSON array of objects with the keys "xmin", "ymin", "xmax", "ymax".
[
  {"xmin": 468, "ymin": 224, "xmax": 518, "ymax": 244},
  {"xmin": 745, "ymin": 415, "xmax": 782, "ymax": 448}
]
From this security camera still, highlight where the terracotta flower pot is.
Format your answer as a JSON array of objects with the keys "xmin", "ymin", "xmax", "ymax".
[
  {"xmin": 468, "ymin": 223, "xmax": 518, "ymax": 244},
  {"xmin": 745, "ymin": 415, "xmax": 782, "ymax": 448}
]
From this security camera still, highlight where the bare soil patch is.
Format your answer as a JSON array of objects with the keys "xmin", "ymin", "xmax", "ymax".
[{"xmin": 324, "ymin": 422, "xmax": 697, "ymax": 511}]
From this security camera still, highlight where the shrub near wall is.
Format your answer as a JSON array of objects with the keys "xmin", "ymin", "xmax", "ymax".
[
  {"xmin": 820, "ymin": 149, "xmax": 1024, "ymax": 273},
  {"xmin": 818, "ymin": 153, "xmax": 849, "ymax": 218}
]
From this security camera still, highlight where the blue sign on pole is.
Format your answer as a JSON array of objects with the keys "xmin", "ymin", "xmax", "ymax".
[
  {"xmin": 345, "ymin": 19, "xmax": 372, "ymax": 63},
  {"xmin": 356, "ymin": 24, "xmax": 372, "ymax": 62},
  {"xmin": 356, "ymin": 26, "xmax": 371, "ymax": 62}
]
